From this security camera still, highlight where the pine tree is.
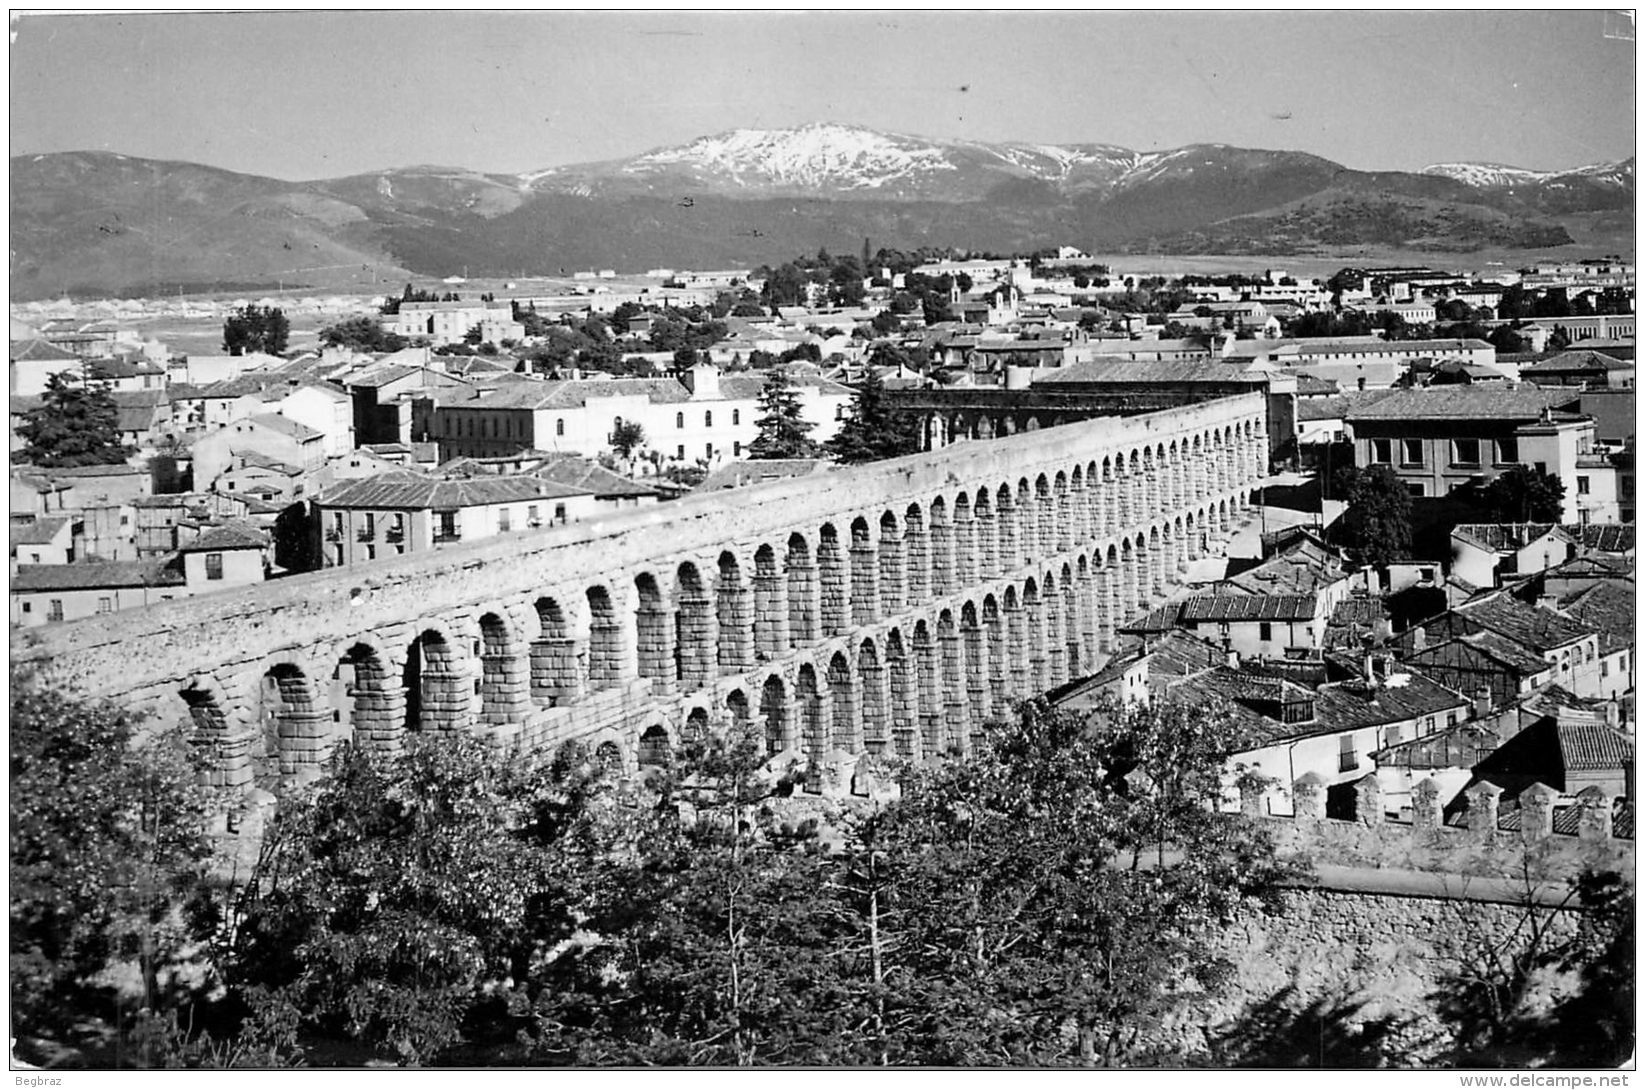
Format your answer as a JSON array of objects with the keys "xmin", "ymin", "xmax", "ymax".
[
  {"xmin": 749, "ymin": 368, "xmax": 820, "ymax": 459},
  {"xmin": 826, "ymin": 369, "xmax": 921, "ymax": 464},
  {"xmin": 221, "ymin": 304, "xmax": 290, "ymax": 356},
  {"xmin": 18, "ymin": 367, "xmax": 131, "ymax": 467}
]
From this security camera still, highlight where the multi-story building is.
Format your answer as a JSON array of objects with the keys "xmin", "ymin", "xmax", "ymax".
[{"xmin": 1345, "ymin": 386, "xmax": 1603, "ymax": 516}]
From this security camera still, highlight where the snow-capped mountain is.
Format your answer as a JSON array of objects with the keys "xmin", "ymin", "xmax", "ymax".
[{"xmin": 1420, "ymin": 158, "xmax": 1634, "ymax": 188}]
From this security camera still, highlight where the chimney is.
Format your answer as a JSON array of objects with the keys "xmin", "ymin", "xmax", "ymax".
[
  {"xmin": 1411, "ymin": 625, "xmax": 1427, "ymax": 651},
  {"xmin": 1225, "ymin": 644, "xmax": 1239, "ymax": 670},
  {"xmin": 1605, "ymin": 701, "xmax": 1620, "ymax": 729},
  {"xmin": 1362, "ymin": 647, "xmax": 1376, "ymax": 681},
  {"xmin": 1473, "ymin": 686, "xmax": 1493, "ymax": 719}
]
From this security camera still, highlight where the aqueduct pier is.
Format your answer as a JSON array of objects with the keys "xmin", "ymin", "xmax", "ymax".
[{"xmin": 14, "ymin": 393, "xmax": 1267, "ymax": 795}]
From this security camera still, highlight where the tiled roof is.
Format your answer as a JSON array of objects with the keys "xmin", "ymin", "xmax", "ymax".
[
  {"xmin": 11, "ymin": 559, "xmax": 184, "ymax": 591},
  {"xmin": 1373, "ymin": 722, "xmax": 1504, "ymax": 769},
  {"xmin": 1451, "ymin": 523, "xmax": 1564, "ymax": 553},
  {"xmin": 1521, "ymin": 350, "xmax": 1632, "ymax": 374},
  {"xmin": 1295, "ymin": 393, "xmax": 1396, "ymax": 421},
  {"xmin": 1407, "ymin": 630, "xmax": 1550, "ymax": 676},
  {"xmin": 31, "ymin": 463, "xmax": 147, "ymax": 480},
  {"xmin": 1560, "ymin": 582, "xmax": 1637, "ymax": 654},
  {"xmin": 229, "ymin": 451, "xmax": 303, "ymax": 475},
  {"xmin": 529, "ymin": 457, "xmax": 660, "ymax": 498},
  {"xmin": 200, "ymin": 375, "xmax": 276, "ymax": 399},
  {"xmin": 1560, "ymin": 523, "xmax": 1634, "ymax": 554},
  {"xmin": 179, "ymin": 522, "xmax": 269, "ymax": 552},
  {"xmin": 1179, "ymin": 593, "xmax": 1317, "ymax": 623},
  {"xmin": 697, "ymin": 459, "xmax": 832, "ymax": 491},
  {"xmin": 1345, "ymin": 385, "xmax": 1580, "ymax": 422},
  {"xmin": 1557, "ymin": 720, "xmax": 1635, "ymax": 771},
  {"xmin": 1037, "ymin": 358, "xmax": 1264, "ymax": 385},
  {"xmin": 10, "ymin": 338, "xmax": 80, "ymax": 362},
  {"xmin": 10, "ymin": 515, "xmax": 73, "ymax": 547},
  {"xmin": 319, "ymin": 472, "xmax": 587, "ymax": 510},
  {"xmin": 246, "ymin": 413, "xmax": 323, "ymax": 441},
  {"xmin": 1308, "ymin": 670, "xmax": 1470, "ymax": 735},
  {"xmin": 1075, "ymin": 629, "xmax": 1228, "ymax": 692},
  {"xmin": 1455, "ymin": 593, "xmax": 1593, "ymax": 655}
]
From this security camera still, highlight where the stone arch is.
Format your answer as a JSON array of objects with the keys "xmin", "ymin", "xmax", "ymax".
[
  {"xmin": 1052, "ymin": 470, "xmax": 1071, "ymax": 553},
  {"xmin": 683, "ymin": 705, "xmax": 710, "ymax": 743},
  {"xmin": 726, "ymin": 687, "xmax": 752, "ymax": 730},
  {"xmin": 1018, "ymin": 477, "xmax": 1038, "ymax": 560},
  {"xmin": 637, "ymin": 721, "xmax": 672, "ymax": 767},
  {"xmin": 857, "ymin": 638, "xmax": 888, "ymax": 753},
  {"xmin": 753, "ymin": 543, "xmax": 788, "ymax": 659},
  {"xmin": 332, "ymin": 640, "xmax": 402, "ymax": 755},
  {"xmin": 1002, "ymin": 583, "xmax": 1028, "ymax": 695},
  {"xmin": 903, "ymin": 502, "xmax": 929, "ymax": 605},
  {"xmin": 796, "ymin": 663, "xmax": 827, "ymax": 771},
  {"xmin": 402, "ymin": 627, "xmax": 467, "ymax": 734},
  {"xmin": 673, "ymin": 561, "xmax": 715, "ymax": 690},
  {"xmin": 817, "ymin": 523, "xmax": 849, "ymax": 638},
  {"xmin": 885, "ymin": 627, "xmax": 918, "ymax": 759},
  {"xmin": 911, "ymin": 619, "xmax": 940, "ymax": 756},
  {"xmin": 996, "ymin": 482, "xmax": 1019, "ymax": 573},
  {"xmin": 760, "ymin": 673, "xmax": 792, "ymax": 756},
  {"xmin": 594, "ymin": 738, "xmax": 625, "ymax": 777},
  {"xmin": 878, "ymin": 510, "xmax": 905, "ymax": 615},
  {"xmin": 1059, "ymin": 560, "xmax": 1082, "ymax": 679},
  {"xmin": 1067, "ymin": 465, "xmax": 1086, "ymax": 548},
  {"xmin": 959, "ymin": 599, "xmax": 988, "ymax": 732},
  {"xmin": 530, "ymin": 595, "xmax": 582, "ymax": 706},
  {"xmin": 715, "ymin": 551, "xmax": 754, "ymax": 673},
  {"xmin": 849, "ymin": 516, "xmax": 879, "ymax": 627},
  {"xmin": 634, "ymin": 571, "xmax": 672, "ymax": 684},
  {"xmin": 952, "ymin": 490, "xmax": 976, "ymax": 588},
  {"xmin": 585, "ymin": 584, "xmax": 625, "ymax": 689},
  {"xmin": 1146, "ymin": 525, "xmax": 1165, "ymax": 605},
  {"xmin": 972, "ymin": 487, "xmax": 997, "ymax": 580},
  {"xmin": 1100, "ymin": 543, "xmax": 1121, "ymax": 651},
  {"xmin": 178, "ymin": 679, "xmax": 253, "ymax": 791},
  {"xmin": 255, "ymin": 661, "xmax": 328, "ymax": 786},
  {"xmin": 928, "ymin": 495, "xmax": 953, "ymax": 598},
  {"xmin": 477, "ymin": 610, "xmax": 527, "ymax": 727},
  {"xmin": 1024, "ymin": 415, "xmax": 1041, "ymax": 432},
  {"xmin": 827, "ymin": 650, "xmax": 857, "ymax": 753},
  {"xmin": 936, "ymin": 608, "xmax": 968, "ymax": 753},
  {"xmin": 981, "ymin": 593, "xmax": 1006, "ymax": 711}
]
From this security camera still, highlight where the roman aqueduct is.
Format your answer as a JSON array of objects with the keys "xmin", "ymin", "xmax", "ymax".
[{"xmin": 15, "ymin": 393, "xmax": 1268, "ymax": 798}]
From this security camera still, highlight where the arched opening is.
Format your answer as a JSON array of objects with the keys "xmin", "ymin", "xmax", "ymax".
[
  {"xmin": 637, "ymin": 723, "xmax": 671, "ymax": 767},
  {"xmin": 684, "ymin": 706, "xmax": 710, "ymax": 743},
  {"xmin": 796, "ymin": 664, "xmax": 826, "ymax": 770},
  {"xmin": 727, "ymin": 688, "xmax": 751, "ymax": 730},
  {"xmin": 478, "ymin": 611, "xmax": 524, "ymax": 725},
  {"xmin": 403, "ymin": 629, "xmax": 465, "ymax": 733},
  {"xmin": 531, "ymin": 596, "xmax": 581, "ymax": 706},
  {"xmin": 849, "ymin": 516, "xmax": 879, "ymax": 626},
  {"xmin": 673, "ymin": 562, "xmax": 714, "ymax": 690},
  {"xmin": 972, "ymin": 488, "xmax": 996, "ymax": 579},
  {"xmin": 586, "ymin": 585, "xmax": 624, "ymax": 689},
  {"xmin": 828, "ymin": 651, "xmax": 857, "ymax": 753},
  {"xmin": 912, "ymin": 619, "xmax": 940, "ymax": 755},
  {"xmin": 886, "ymin": 628, "xmax": 918, "ymax": 759},
  {"xmin": 334, "ymin": 642, "xmax": 401, "ymax": 754},
  {"xmin": 936, "ymin": 610, "xmax": 967, "ymax": 754},
  {"xmin": 760, "ymin": 675, "xmax": 790, "ymax": 756},
  {"xmin": 753, "ymin": 544, "xmax": 788, "ymax": 659},
  {"xmin": 952, "ymin": 492, "xmax": 976, "ymax": 587},
  {"xmin": 785, "ymin": 533, "xmax": 818, "ymax": 647},
  {"xmin": 878, "ymin": 511, "xmax": 905, "ymax": 616},
  {"xmin": 960, "ymin": 601, "xmax": 988, "ymax": 734},
  {"xmin": 818, "ymin": 523, "xmax": 848, "ymax": 637},
  {"xmin": 929, "ymin": 496, "xmax": 953, "ymax": 597},
  {"xmin": 858, "ymin": 639, "xmax": 887, "ymax": 753},
  {"xmin": 1004, "ymin": 584, "xmax": 1029, "ymax": 695},
  {"xmin": 595, "ymin": 740, "xmax": 624, "ymax": 778},
  {"xmin": 903, "ymin": 503, "xmax": 929, "ymax": 604},
  {"xmin": 716, "ymin": 551, "xmax": 753, "ymax": 672},
  {"xmin": 996, "ymin": 483, "xmax": 1019, "ymax": 573},
  {"xmin": 262, "ymin": 662, "xmax": 329, "ymax": 784},
  {"xmin": 179, "ymin": 683, "xmax": 251, "ymax": 791},
  {"xmin": 982, "ymin": 594, "xmax": 1006, "ymax": 709},
  {"xmin": 634, "ymin": 572, "xmax": 672, "ymax": 684},
  {"xmin": 1052, "ymin": 471, "xmax": 1071, "ymax": 553}
]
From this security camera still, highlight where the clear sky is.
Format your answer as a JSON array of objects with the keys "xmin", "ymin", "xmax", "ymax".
[{"xmin": 8, "ymin": 9, "xmax": 1637, "ymax": 181}]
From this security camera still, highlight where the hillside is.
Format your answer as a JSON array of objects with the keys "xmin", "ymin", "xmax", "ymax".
[{"xmin": 9, "ymin": 127, "xmax": 1633, "ymax": 300}]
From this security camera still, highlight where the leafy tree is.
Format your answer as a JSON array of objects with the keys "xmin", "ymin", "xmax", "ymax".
[
  {"xmin": 749, "ymin": 369, "xmax": 820, "ymax": 459},
  {"xmin": 609, "ymin": 419, "xmax": 647, "ymax": 460},
  {"xmin": 18, "ymin": 367, "xmax": 132, "ymax": 467},
  {"xmin": 380, "ymin": 284, "xmax": 442, "ymax": 316},
  {"xmin": 318, "ymin": 316, "xmax": 406, "ymax": 353},
  {"xmin": 10, "ymin": 666, "xmax": 218, "ymax": 1067},
  {"xmin": 1486, "ymin": 324, "xmax": 1526, "ymax": 354},
  {"xmin": 1332, "ymin": 465, "xmax": 1414, "ymax": 568},
  {"xmin": 221, "ymin": 305, "xmax": 290, "ymax": 356},
  {"xmin": 826, "ymin": 369, "xmax": 921, "ymax": 464},
  {"xmin": 673, "ymin": 345, "xmax": 702, "ymax": 371},
  {"xmin": 870, "ymin": 309, "xmax": 902, "ymax": 335},
  {"xmin": 1545, "ymin": 325, "xmax": 1571, "ymax": 353},
  {"xmin": 222, "ymin": 736, "xmax": 593, "ymax": 1066},
  {"xmin": 1480, "ymin": 464, "xmax": 1566, "ymax": 523},
  {"xmin": 463, "ymin": 323, "xmax": 484, "ymax": 346}
]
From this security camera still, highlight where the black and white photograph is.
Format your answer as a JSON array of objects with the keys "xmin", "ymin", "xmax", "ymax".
[{"xmin": 7, "ymin": 7, "xmax": 1636, "ymax": 1073}]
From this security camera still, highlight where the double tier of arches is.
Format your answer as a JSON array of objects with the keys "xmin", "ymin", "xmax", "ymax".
[{"xmin": 174, "ymin": 417, "xmax": 1266, "ymax": 790}]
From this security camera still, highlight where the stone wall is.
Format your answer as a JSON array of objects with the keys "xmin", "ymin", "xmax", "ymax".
[{"xmin": 15, "ymin": 394, "xmax": 1268, "ymax": 798}]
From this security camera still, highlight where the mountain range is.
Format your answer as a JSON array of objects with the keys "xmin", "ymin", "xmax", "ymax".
[{"xmin": 9, "ymin": 122, "xmax": 1634, "ymax": 300}]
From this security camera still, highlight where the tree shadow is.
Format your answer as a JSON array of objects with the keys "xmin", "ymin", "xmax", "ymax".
[{"xmin": 1206, "ymin": 985, "xmax": 1417, "ymax": 1068}]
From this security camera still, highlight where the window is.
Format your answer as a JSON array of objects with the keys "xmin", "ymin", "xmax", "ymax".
[
  {"xmin": 1496, "ymin": 437, "xmax": 1518, "ymax": 463},
  {"xmin": 528, "ymin": 504, "xmax": 539, "ymax": 526},
  {"xmin": 1406, "ymin": 482, "xmax": 1426, "ymax": 498},
  {"xmin": 706, "ymin": 443, "xmax": 714, "ymax": 458},
  {"xmin": 1402, "ymin": 438, "xmax": 1425, "ymax": 466},
  {"xmin": 363, "ymin": 512, "xmax": 375, "ymax": 538},
  {"xmin": 1371, "ymin": 439, "xmax": 1393, "ymax": 464},
  {"xmin": 47, "ymin": 599, "xmax": 62, "ymax": 622},
  {"xmin": 676, "ymin": 412, "xmax": 685, "ymax": 429},
  {"xmin": 1534, "ymin": 462, "xmax": 1547, "ymax": 476},
  {"xmin": 499, "ymin": 507, "xmax": 511, "ymax": 533},
  {"xmin": 554, "ymin": 503, "xmax": 567, "ymax": 524},
  {"xmin": 705, "ymin": 411, "xmax": 713, "ymax": 427},
  {"xmin": 734, "ymin": 441, "xmax": 742, "ymax": 456},
  {"xmin": 205, "ymin": 552, "xmax": 224, "ymax": 580},
  {"xmin": 1338, "ymin": 735, "xmax": 1359, "ymax": 773},
  {"xmin": 1577, "ymin": 476, "xmax": 1591, "ymax": 495},
  {"xmin": 677, "ymin": 444, "xmax": 685, "ymax": 459},
  {"xmin": 732, "ymin": 409, "xmax": 740, "ymax": 426},
  {"xmin": 97, "ymin": 597, "xmax": 112, "ymax": 614},
  {"xmin": 1450, "ymin": 438, "xmax": 1480, "ymax": 466},
  {"xmin": 21, "ymin": 602, "xmax": 30, "ymax": 614},
  {"xmin": 1259, "ymin": 621, "xmax": 1272, "ymax": 641},
  {"xmin": 435, "ymin": 511, "xmax": 459, "ymax": 541},
  {"xmin": 1602, "ymin": 660, "xmax": 1610, "ymax": 678},
  {"xmin": 556, "ymin": 418, "xmax": 565, "ymax": 437}
]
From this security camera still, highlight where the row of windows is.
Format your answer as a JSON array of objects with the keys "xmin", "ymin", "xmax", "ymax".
[
  {"xmin": 675, "ymin": 410, "xmax": 740, "ymax": 428},
  {"xmin": 1368, "ymin": 437, "xmax": 1518, "ymax": 468}
]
